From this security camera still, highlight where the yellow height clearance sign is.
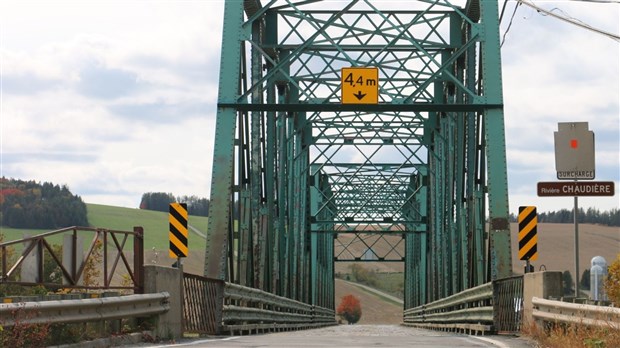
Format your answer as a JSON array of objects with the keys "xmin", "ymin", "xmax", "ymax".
[
  {"xmin": 341, "ymin": 67, "xmax": 379, "ymax": 104},
  {"xmin": 518, "ymin": 206, "xmax": 538, "ymax": 261},
  {"xmin": 169, "ymin": 203, "xmax": 188, "ymax": 258}
]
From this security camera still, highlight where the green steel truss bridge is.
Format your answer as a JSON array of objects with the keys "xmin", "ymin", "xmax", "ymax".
[{"xmin": 205, "ymin": 0, "xmax": 512, "ymax": 313}]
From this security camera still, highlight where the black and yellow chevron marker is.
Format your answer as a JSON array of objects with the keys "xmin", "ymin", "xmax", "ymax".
[
  {"xmin": 169, "ymin": 203, "xmax": 188, "ymax": 258},
  {"xmin": 518, "ymin": 206, "xmax": 538, "ymax": 261}
]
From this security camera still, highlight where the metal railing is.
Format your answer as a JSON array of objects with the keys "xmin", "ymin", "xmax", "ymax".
[
  {"xmin": 0, "ymin": 226, "xmax": 144, "ymax": 293},
  {"xmin": 493, "ymin": 275, "xmax": 524, "ymax": 333},
  {"xmin": 0, "ymin": 292, "xmax": 169, "ymax": 327},
  {"xmin": 183, "ymin": 273, "xmax": 223, "ymax": 334},
  {"xmin": 532, "ymin": 297, "xmax": 620, "ymax": 330},
  {"xmin": 181, "ymin": 273, "xmax": 335, "ymax": 335},
  {"xmin": 404, "ymin": 282, "xmax": 494, "ymax": 334},
  {"xmin": 403, "ymin": 275, "xmax": 524, "ymax": 334},
  {"xmin": 222, "ymin": 282, "xmax": 337, "ymax": 334}
]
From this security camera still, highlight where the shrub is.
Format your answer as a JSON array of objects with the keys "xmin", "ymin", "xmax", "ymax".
[
  {"xmin": 337, "ymin": 294, "xmax": 362, "ymax": 324},
  {"xmin": 581, "ymin": 269, "xmax": 591, "ymax": 290},
  {"xmin": 349, "ymin": 264, "xmax": 378, "ymax": 287},
  {"xmin": 604, "ymin": 253, "xmax": 620, "ymax": 305},
  {"xmin": 562, "ymin": 270, "xmax": 574, "ymax": 295},
  {"xmin": 0, "ymin": 304, "xmax": 50, "ymax": 347},
  {"xmin": 82, "ymin": 239, "xmax": 103, "ymax": 287}
]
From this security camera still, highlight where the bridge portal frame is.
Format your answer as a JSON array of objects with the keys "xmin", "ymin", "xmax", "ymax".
[{"xmin": 205, "ymin": 0, "xmax": 511, "ymax": 311}]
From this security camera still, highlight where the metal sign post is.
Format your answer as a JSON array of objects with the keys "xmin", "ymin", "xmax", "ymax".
[{"xmin": 573, "ymin": 190, "xmax": 579, "ymax": 297}]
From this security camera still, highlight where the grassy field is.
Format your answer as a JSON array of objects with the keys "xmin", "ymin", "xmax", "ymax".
[
  {"xmin": 0, "ymin": 203, "xmax": 209, "ymax": 253},
  {"xmin": 336, "ymin": 269, "xmax": 404, "ymax": 300},
  {"xmin": 87, "ymin": 204, "xmax": 209, "ymax": 252},
  {"xmin": 374, "ymin": 272, "xmax": 404, "ymax": 299},
  {"xmin": 2, "ymin": 205, "xmax": 618, "ymax": 282}
]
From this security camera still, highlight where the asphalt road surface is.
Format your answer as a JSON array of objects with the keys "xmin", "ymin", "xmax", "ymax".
[{"xmin": 126, "ymin": 325, "xmax": 535, "ymax": 348}]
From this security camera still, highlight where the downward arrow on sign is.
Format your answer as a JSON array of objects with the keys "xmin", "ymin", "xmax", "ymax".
[{"xmin": 354, "ymin": 91, "xmax": 366, "ymax": 100}]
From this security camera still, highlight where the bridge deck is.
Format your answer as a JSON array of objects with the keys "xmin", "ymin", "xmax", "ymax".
[{"xmin": 133, "ymin": 325, "xmax": 535, "ymax": 347}]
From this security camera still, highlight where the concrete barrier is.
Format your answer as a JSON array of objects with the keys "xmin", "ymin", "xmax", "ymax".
[
  {"xmin": 143, "ymin": 265, "xmax": 183, "ymax": 340},
  {"xmin": 522, "ymin": 271, "xmax": 563, "ymax": 325}
]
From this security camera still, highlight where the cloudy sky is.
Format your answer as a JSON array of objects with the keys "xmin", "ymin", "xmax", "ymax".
[{"xmin": 1, "ymin": 1, "xmax": 618, "ymax": 214}]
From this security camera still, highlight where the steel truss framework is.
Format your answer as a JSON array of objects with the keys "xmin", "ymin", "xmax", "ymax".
[{"xmin": 205, "ymin": 0, "xmax": 512, "ymax": 311}]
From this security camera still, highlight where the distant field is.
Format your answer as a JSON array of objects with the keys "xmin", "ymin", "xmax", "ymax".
[
  {"xmin": 509, "ymin": 222, "xmax": 619, "ymax": 282},
  {"xmin": 336, "ymin": 271, "xmax": 404, "ymax": 300},
  {"xmin": 2, "ymin": 205, "xmax": 618, "ymax": 283},
  {"xmin": 87, "ymin": 204, "xmax": 209, "ymax": 252},
  {"xmin": 333, "ymin": 223, "xmax": 619, "ymax": 288}
]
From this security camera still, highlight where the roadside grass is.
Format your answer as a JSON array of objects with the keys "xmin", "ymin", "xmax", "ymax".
[{"xmin": 523, "ymin": 319, "xmax": 620, "ymax": 348}]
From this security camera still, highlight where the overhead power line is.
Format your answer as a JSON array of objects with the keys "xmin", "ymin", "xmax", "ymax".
[
  {"xmin": 566, "ymin": 0, "xmax": 620, "ymax": 3},
  {"xmin": 520, "ymin": 0, "xmax": 620, "ymax": 42},
  {"xmin": 499, "ymin": 0, "xmax": 510, "ymax": 24},
  {"xmin": 501, "ymin": 1, "xmax": 521, "ymax": 47}
]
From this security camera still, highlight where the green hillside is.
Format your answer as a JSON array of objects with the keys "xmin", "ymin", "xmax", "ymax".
[{"xmin": 0, "ymin": 203, "xmax": 208, "ymax": 252}]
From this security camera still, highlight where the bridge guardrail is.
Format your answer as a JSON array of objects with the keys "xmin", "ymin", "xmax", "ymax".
[
  {"xmin": 181, "ymin": 273, "xmax": 336, "ymax": 335},
  {"xmin": 532, "ymin": 297, "xmax": 620, "ymax": 330},
  {"xmin": 0, "ymin": 292, "xmax": 169, "ymax": 327},
  {"xmin": 403, "ymin": 275, "xmax": 524, "ymax": 335},
  {"xmin": 403, "ymin": 282, "xmax": 494, "ymax": 334},
  {"xmin": 222, "ymin": 282, "xmax": 336, "ymax": 334},
  {"xmin": 183, "ymin": 273, "xmax": 223, "ymax": 334},
  {"xmin": 493, "ymin": 275, "xmax": 524, "ymax": 333}
]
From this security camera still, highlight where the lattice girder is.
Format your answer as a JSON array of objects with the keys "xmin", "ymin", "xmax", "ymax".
[{"xmin": 206, "ymin": 0, "xmax": 511, "ymax": 311}]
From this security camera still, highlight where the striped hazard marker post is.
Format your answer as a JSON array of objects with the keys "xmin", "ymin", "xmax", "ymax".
[
  {"xmin": 169, "ymin": 203, "xmax": 188, "ymax": 265},
  {"xmin": 518, "ymin": 206, "xmax": 538, "ymax": 273}
]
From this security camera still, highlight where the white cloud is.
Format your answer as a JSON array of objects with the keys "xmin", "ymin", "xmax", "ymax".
[
  {"xmin": 501, "ymin": 0, "xmax": 619, "ymax": 212},
  {"xmin": 1, "ymin": 1, "xmax": 221, "ymax": 208},
  {"xmin": 0, "ymin": 0, "xmax": 617, "ymax": 215}
]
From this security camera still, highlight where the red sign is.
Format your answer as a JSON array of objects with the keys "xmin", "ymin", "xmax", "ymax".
[{"xmin": 537, "ymin": 181, "xmax": 615, "ymax": 197}]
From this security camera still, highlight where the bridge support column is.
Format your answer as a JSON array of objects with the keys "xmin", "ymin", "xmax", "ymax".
[
  {"xmin": 479, "ymin": 0, "xmax": 512, "ymax": 280},
  {"xmin": 204, "ymin": 0, "xmax": 244, "ymax": 281}
]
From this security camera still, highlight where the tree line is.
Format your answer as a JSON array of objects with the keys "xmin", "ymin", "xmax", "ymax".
[
  {"xmin": 0, "ymin": 177, "xmax": 89, "ymax": 229},
  {"xmin": 139, "ymin": 192, "xmax": 210, "ymax": 217},
  {"xmin": 2, "ymin": 177, "xmax": 617, "ymax": 228},
  {"xmin": 509, "ymin": 207, "xmax": 620, "ymax": 227},
  {"xmin": 539, "ymin": 207, "xmax": 620, "ymax": 226}
]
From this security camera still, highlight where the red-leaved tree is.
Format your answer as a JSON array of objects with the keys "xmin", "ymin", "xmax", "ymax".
[{"xmin": 337, "ymin": 294, "xmax": 362, "ymax": 324}]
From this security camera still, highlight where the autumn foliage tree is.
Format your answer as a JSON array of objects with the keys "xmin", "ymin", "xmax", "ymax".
[
  {"xmin": 605, "ymin": 253, "xmax": 620, "ymax": 305},
  {"xmin": 0, "ymin": 177, "xmax": 88, "ymax": 229},
  {"xmin": 337, "ymin": 294, "xmax": 362, "ymax": 324}
]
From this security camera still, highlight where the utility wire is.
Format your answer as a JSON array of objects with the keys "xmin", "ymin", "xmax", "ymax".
[
  {"xmin": 520, "ymin": 0, "xmax": 620, "ymax": 42},
  {"xmin": 566, "ymin": 0, "xmax": 620, "ymax": 3},
  {"xmin": 499, "ymin": 0, "xmax": 510, "ymax": 24},
  {"xmin": 500, "ymin": 1, "xmax": 521, "ymax": 47}
]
